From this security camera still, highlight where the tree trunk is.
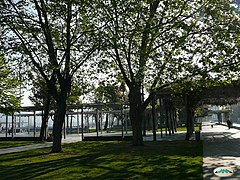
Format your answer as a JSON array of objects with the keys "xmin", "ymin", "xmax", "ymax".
[
  {"xmin": 152, "ymin": 97, "xmax": 157, "ymax": 141},
  {"xmin": 169, "ymin": 104, "xmax": 174, "ymax": 135},
  {"xmin": 185, "ymin": 94, "xmax": 194, "ymax": 140},
  {"xmin": 165, "ymin": 101, "xmax": 171, "ymax": 135},
  {"xmin": 40, "ymin": 97, "xmax": 51, "ymax": 141},
  {"xmin": 142, "ymin": 111, "xmax": 146, "ymax": 136},
  {"xmin": 51, "ymin": 100, "xmax": 67, "ymax": 153},
  {"xmin": 104, "ymin": 113, "xmax": 108, "ymax": 131},
  {"xmin": 129, "ymin": 87, "xmax": 144, "ymax": 146},
  {"xmin": 217, "ymin": 113, "xmax": 222, "ymax": 124}
]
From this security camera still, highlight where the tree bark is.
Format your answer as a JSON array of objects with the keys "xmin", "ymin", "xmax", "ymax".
[
  {"xmin": 104, "ymin": 113, "xmax": 109, "ymax": 131},
  {"xmin": 40, "ymin": 97, "xmax": 51, "ymax": 141},
  {"xmin": 129, "ymin": 87, "xmax": 144, "ymax": 146},
  {"xmin": 51, "ymin": 100, "xmax": 67, "ymax": 153},
  {"xmin": 217, "ymin": 113, "xmax": 222, "ymax": 124},
  {"xmin": 152, "ymin": 97, "xmax": 157, "ymax": 141},
  {"xmin": 169, "ymin": 104, "xmax": 174, "ymax": 135},
  {"xmin": 165, "ymin": 100, "xmax": 171, "ymax": 135},
  {"xmin": 185, "ymin": 94, "xmax": 194, "ymax": 140}
]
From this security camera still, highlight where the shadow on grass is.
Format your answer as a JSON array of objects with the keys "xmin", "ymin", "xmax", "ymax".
[
  {"xmin": 0, "ymin": 141, "xmax": 42, "ymax": 149},
  {"xmin": 0, "ymin": 141, "xmax": 202, "ymax": 180}
]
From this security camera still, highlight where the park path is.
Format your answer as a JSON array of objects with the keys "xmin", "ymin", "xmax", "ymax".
[
  {"xmin": 202, "ymin": 123, "xmax": 240, "ymax": 179},
  {"xmin": 0, "ymin": 134, "xmax": 82, "ymax": 155},
  {"xmin": 0, "ymin": 130, "xmax": 188, "ymax": 155}
]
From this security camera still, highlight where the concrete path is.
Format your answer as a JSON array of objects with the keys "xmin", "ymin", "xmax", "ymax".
[
  {"xmin": 202, "ymin": 123, "xmax": 240, "ymax": 180},
  {"xmin": 0, "ymin": 134, "xmax": 82, "ymax": 155},
  {"xmin": 0, "ymin": 131, "xmax": 188, "ymax": 155}
]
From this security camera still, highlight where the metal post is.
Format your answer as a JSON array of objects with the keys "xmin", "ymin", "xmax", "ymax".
[
  {"xmin": 11, "ymin": 112, "xmax": 14, "ymax": 139},
  {"xmin": 19, "ymin": 112, "xmax": 21, "ymax": 133},
  {"xmin": 77, "ymin": 109, "xmax": 80, "ymax": 134},
  {"xmin": 28, "ymin": 116, "xmax": 30, "ymax": 134},
  {"xmin": 125, "ymin": 112, "xmax": 128, "ymax": 134},
  {"xmin": 121, "ymin": 106, "xmax": 124, "ymax": 139},
  {"xmin": 152, "ymin": 96, "xmax": 157, "ymax": 141},
  {"xmin": 96, "ymin": 110, "xmax": 99, "ymax": 137},
  {"xmin": 64, "ymin": 117, "xmax": 66, "ymax": 139},
  {"xmin": 81, "ymin": 106, "xmax": 84, "ymax": 140},
  {"xmin": 5, "ymin": 115, "xmax": 8, "ymax": 137},
  {"xmin": 169, "ymin": 103, "xmax": 174, "ymax": 134},
  {"xmin": 159, "ymin": 98, "xmax": 163, "ymax": 138},
  {"xmin": 142, "ymin": 85, "xmax": 146, "ymax": 136},
  {"xmin": 34, "ymin": 111, "xmax": 36, "ymax": 137},
  {"xmin": 66, "ymin": 114, "xmax": 69, "ymax": 134},
  {"xmin": 100, "ymin": 111, "xmax": 103, "ymax": 134}
]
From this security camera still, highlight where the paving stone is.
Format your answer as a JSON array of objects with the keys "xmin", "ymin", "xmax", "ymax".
[{"xmin": 202, "ymin": 123, "xmax": 240, "ymax": 180}]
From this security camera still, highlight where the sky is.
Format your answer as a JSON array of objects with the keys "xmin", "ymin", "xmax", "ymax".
[{"xmin": 21, "ymin": 89, "xmax": 32, "ymax": 106}]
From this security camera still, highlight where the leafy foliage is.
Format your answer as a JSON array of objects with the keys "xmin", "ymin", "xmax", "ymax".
[
  {"xmin": 94, "ymin": 80, "xmax": 127, "ymax": 103},
  {"xmin": 1, "ymin": 0, "xmax": 99, "ymax": 102},
  {"xmin": 93, "ymin": 0, "xmax": 240, "ymax": 144},
  {"xmin": 92, "ymin": 0, "xmax": 240, "ymax": 110},
  {"xmin": 29, "ymin": 75, "xmax": 55, "ymax": 106},
  {"xmin": 1, "ymin": 0, "xmax": 101, "ymax": 152},
  {"xmin": 0, "ymin": 55, "xmax": 21, "ymax": 114}
]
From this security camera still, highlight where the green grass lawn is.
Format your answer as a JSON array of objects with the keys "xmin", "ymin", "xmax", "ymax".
[
  {"xmin": 0, "ymin": 141, "xmax": 43, "ymax": 149},
  {"xmin": 146, "ymin": 126, "xmax": 201, "ymax": 133},
  {"xmin": 0, "ymin": 140, "xmax": 202, "ymax": 179}
]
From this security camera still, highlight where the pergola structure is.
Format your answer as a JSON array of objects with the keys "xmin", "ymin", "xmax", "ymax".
[
  {"xmin": 148, "ymin": 82, "xmax": 240, "ymax": 140},
  {"xmin": 1, "ymin": 83, "xmax": 240, "ymax": 141},
  {"xmin": 0, "ymin": 103, "xmax": 131, "ymax": 140}
]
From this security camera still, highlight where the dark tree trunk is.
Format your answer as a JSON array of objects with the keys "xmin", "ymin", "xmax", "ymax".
[
  {"xmin": 217, "ymin": 113, "xmax": 222, "ymax": 124},
  {"xmin": 104, "ymin": 113, "xmax": 109, "ymax": 131},
  {"xmin": 152, "ymin": 97, "xmax": 157, "ymax": 141},
  {"xmin": 129, "ymin": 87, "xmax": 143, "ymax": 146},
  {"xmin": 40, "ymin": 97, "xmax": 51, "ymax": 141},
  {"xmin": 142, "ymin": 111, "xmax": 146, "ymax": 136},
  {"xmin": 51, "ymin": 100, "xmax": 67, "ymax": 153},
  {"xmin": 142, "ymin": 86, "xmax": 146, "ymax": 136},
  {"xmin": 185, "ymin": 94, "xmax": 195, "ymax": 140},
  {"xmin": 173, "ymin": 108, "xmax": 177, "ymax": 132},
  {"xmin": 169, "ymin": 104, "xmax": 174, "ymax": 135},
  {"xmin": 70, "ymin": 116, "xmax": 73, "ymax": 133},
  {"xmin": 165, "ymin": 101, "xmax": 171, "ymax": 135}
]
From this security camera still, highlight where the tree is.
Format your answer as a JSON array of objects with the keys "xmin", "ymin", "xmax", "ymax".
[
  {"xmin": 29, "ymin": 75, "xmax": 55, "ymax": 141},
  {"xmin": 0, "ymin": 54, "xmax": 21, "ymax": 114},
  {"xmin": 96, "ymin": 0, "xmax": 240, "ymax": 145},
  {"xmin": 29, "ymin": 75, "xmax": 85, "ymax": 141},
  {"xmin": 94, "ymin": 80, "xmax": 127, "ymax": 104},
  {"xmin": 169, "ymin": 78, "xmax": 218, "ymax": 140},
  {"xmin": 2, "ymin": 0, "xmax": 99, "ymax": 152}
]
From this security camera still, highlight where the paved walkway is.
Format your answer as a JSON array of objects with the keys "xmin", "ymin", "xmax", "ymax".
[
  {"xmin": 202, "ymin": 123, "xmax": 240, "ymax": 180},
  {"xmin": 0, "ymin": 131, "xmax": 188, "ymax": 155},
  {"xmin": 0, "ymin": 134, "xmax": 82, "ymax": 155}
]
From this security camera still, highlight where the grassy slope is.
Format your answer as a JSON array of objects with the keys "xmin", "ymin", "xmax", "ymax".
[{"xmin": 0, "ymin": 141, "xmax": 202, "ymax": 180}]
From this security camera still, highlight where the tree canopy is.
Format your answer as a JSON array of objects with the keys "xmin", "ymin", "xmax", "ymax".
[
  {"xmin": 1, "ymin": 0, "xmax": 240, "ymax": 147},
  {"xmin": 0, "ymin": 54, "xmax": 21, "ymax": 114},
  {"xmin": 1, "ymin": 0, "xmax": 100, "ymax": 152},
  {"xmin": 94, "ymin": 0, "xmax": 240, "ymax": 144}
]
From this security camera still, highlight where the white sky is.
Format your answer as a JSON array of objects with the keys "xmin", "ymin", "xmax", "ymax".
[{"xmin": 21, "ymin": 89, "xmax": 32, "ymax": 106}]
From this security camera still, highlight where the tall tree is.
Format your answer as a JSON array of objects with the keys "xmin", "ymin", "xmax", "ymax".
[
  {"xmin": 96, "ymin": 0, "xmax": 240, "ymax": 145},
  {"xmin": 29, "ymin": 75, "xmax": 54, "ymax": 141},
  {"xmin": 29, "ymin": 75, "xmax": 84, "ymax": 141},
  {"xmin": 1, "ymin": 0, "xmax": 98, "ymax": 152}
]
